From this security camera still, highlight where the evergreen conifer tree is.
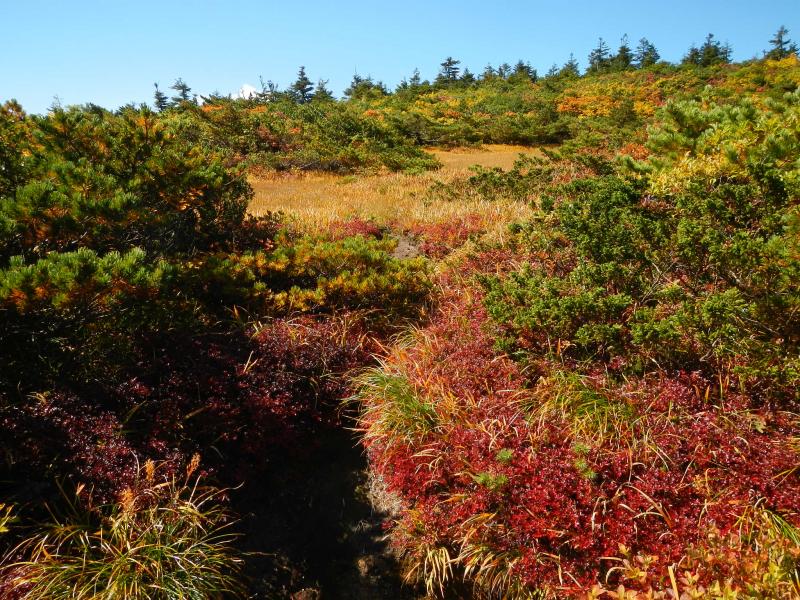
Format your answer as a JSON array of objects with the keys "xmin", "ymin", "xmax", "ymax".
[
  {"xmin": 611, "ymin": 35, "xmax": 633, "ymax": 71},
  {"xmin": 170, "ymin": 78, "xmax": 192, "ymax": 104},
  {"xmin": 766, "ymin": 26, "xmax": 799, "ymax": 60},
  {"xmin": 343, "ymin": 74, "xmax": 386, "ymax": 99},
  {"xmin": 587, "ymin": 38, "xmax": 611, "ymax": 73},
  {"xmin": 560, "ymin": 54, "xmax": 581, "ymax": 77},
  {"xmin": 461, "ymin": 68, "xmax": 476, "ymax": 84},
  {"xmin": 509, "ymin": 60, "xmax": 537, "ymax": 82},
  {"xmin": 290, "ymin": 66, "xmax": 314, "ymax": 103},
  {"xmin": 634, "ymin": 38, "xmax": 660, "ymax": 68},
  {"xmin": 153, "ymin": 83, "xmax": 169, "ymax": 111},
  {"xmin": 312, "ymin": 79, "xmax": 334, "ymax": 101},
  {"xmin": 437, "ymin": 57, "xmax": 461, "ymax": 83},
  {"xmin": 683, "ymin": 34, "xmax": 731, "ymax": 66}
]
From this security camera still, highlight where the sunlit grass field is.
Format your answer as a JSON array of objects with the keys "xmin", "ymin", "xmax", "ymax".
[{"xmin": 248, "ymin": 144, "xmax": 538, "ymax": 233}]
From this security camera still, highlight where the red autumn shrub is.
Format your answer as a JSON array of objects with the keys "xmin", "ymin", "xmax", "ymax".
[
  {"xmin": 327, "ymin": 217, "xmax": 383, "ymax": 241},
  {"xmin": 408, "ymin": 214, "xmax": 486, "ymax": 259},
  {"xmin": 357, "ymin": 257, "xmax": 800, "ymax": 598},
  {"xmin": 1, "ymin": 313, "xmax": 375, "ymax": 507}
]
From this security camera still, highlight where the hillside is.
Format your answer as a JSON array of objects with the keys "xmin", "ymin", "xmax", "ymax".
[{"xmin": 1, "ymin": 51, "xmax": 799, "ymax": 599}]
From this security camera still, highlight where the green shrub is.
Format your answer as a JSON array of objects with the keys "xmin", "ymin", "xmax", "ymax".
[{"xmin": 483, "ymin": 91, "xmax": 800, "ymax": 394}]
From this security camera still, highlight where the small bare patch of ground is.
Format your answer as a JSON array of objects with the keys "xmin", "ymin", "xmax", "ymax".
[{"xmin": 392, "ymin": 234, "xmax": 422, "ymax": 259}]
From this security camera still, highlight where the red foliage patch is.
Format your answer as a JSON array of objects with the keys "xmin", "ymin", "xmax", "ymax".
[
  {"xmin": 408, "ymin": 214, "xmax": 486, "ymax": 259},
  {"xmin": 361, "ymin": 256, "xmax": 800, "ymax": 595},
  {"xmin": 327, "ymin": 217, "xmax": 383, "ymax": 241},
  {"xmin": 2, "ymin": 314, "xmax": 375, "ymax": 505}
]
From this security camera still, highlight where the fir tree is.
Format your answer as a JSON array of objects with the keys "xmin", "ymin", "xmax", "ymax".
[
  {"xmin": 153, "ymin": 83, "xmax": 169, "ymax": 112},
  {"xmin": 343, "ymin": 74, "xmax": 387, "ymax": 99},
  {"xmin": 312, "ymin": 79, "xmax": 334, "ymax": 102},
  {"xmin": 461, "ymin": 68, "xmax": 476, "ymax": 84},
  {"xmin": 437, "ymin": 57, "xmax": 461, "ymax": 83},
  {"xmin": 290, "ymin": 66, "xmax": 314, "ymax": 103},
  {"xmin": 701, "ymin": 33, "xmax": 731, "ymax": 65},
  {"xmin": 170, "ymin": 78, "xmax": 192, "ymax": 104},
  {"xmin": 343, "ymin": 73, "xmax": 365, "ymax": 98},
  {"xmin": 509, "ymin": 60, "xmax": 537, "ymax": 82},
  {"xmin": 684, "ymin": 34, "xmax": 731, "ymax": 66},
  {"xmin": 587, "ymin": 38, "xmax": 611, "ymax": 73},
  {"xmin": 683, "ymin": 44, "xmax": 702, "ymax": 65},
  {"xmin": 409, "ymin": 68, "xmax": 422, "ymax": 87},
  {"xmin": 560, "ymin": 54, "xmax": 581, "ymax": 78},
  {"xmin": 766, "ymin": 26, "xmax": 798, "ymax": 60},
  {"xmin": 634, "ymin": 38, "xmax": 660, "ymax": 68},
  {"xmin": 611, "ymin": 35, "xmax": 633, "ymax": 71}
]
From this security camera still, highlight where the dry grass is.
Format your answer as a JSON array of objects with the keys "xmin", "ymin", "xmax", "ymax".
[
  {"xmin": 428, "ymin": 144, "xmax": 536, "ymax": 170},
  {"xmin": 248, "ymin": 145, "xmax": 538, "ymax": 234}
]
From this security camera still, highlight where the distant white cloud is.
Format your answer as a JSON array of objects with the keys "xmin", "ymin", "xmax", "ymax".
[{"xmin": 237, "ymin": 84, "xmax": 258, "ymax": 99}]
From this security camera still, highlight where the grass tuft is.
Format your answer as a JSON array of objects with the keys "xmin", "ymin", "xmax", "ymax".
[{"xmin": 6, "ymin": 460, "xmax": 244, "ymax": 600}]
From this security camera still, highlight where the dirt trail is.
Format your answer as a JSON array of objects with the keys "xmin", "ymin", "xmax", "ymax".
[
  {"xmin": 234, "ymin": 426, "xmax": 418, "ymax": 599},
  {"xmin": 237, "ymin": 146, "xmax": 534, "ymax": 598}
]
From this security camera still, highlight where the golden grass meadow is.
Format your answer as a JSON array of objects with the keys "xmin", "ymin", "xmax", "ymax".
[{"xmin": 248, "ymin": 145, "xmax": 538, "ymax": 232}]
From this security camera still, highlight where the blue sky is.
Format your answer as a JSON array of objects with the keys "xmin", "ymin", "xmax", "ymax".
[{"xmin": 2, "ymin": 0, "xmax": 798, "ymax": 113}]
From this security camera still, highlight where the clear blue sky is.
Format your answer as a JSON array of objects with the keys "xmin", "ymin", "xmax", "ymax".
[{"xmin": 2, "ymin": 0, "xmax": 798, "ymax": 113}]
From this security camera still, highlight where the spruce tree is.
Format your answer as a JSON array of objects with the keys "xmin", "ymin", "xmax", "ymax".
[
  {"xmin": 684, "ymin": 34, "xmax": 731, "ymax": 66},
  {"xmin": 766, "ymin": 26, "xmax": 799, "ymax": 60},
  {"xmin": 312, "ymin": 79, "xmax": 334, "ymax": 102},
  {"xmin": 701, "ymin": 33, "xmax": 731, "ymax": 65},
  {"xmin": 343, "ymin": 74, "xmax": 386, "ymax": 99},
  {"xmin": 560, "ymin": 54, "xmax": 580, "ymax": 77},
  {"xmin": 509, "ymin": 60, "xmax": 537, "ymax": 82},
  {"xmin": 683, "ymin": 44, "xmax": 702, "ymax": 65},
  {"xmin": 343, "ymin": 73, "xmax": 365, "ymax": 98},
  {"xmin": 461, "ymin": 68, "xmax": 476, "ymax": 84}
]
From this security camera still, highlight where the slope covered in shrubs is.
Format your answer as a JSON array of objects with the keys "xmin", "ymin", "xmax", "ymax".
[
  {"xmin": 0, "ymin": 101, "xmax": 431, "ymax": 597},
  {"xmin": 1, "ymin": 53, "xmax": 799, "ymax": 599},
  {"xmin": 356, "ymin": 68, "xmax": 800, "ymax": 598}
]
